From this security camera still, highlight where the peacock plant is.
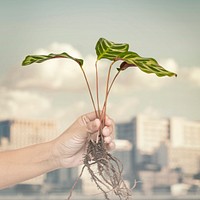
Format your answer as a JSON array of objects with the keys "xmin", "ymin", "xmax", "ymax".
[{"xmin": 22, "ymin": 38, "xmax": 177, "ymax": 200}]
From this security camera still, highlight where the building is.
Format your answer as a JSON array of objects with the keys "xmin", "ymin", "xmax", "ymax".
[
  {"xmin": 0, "ymin": 119, "xmax": 58, "ymax": 150},
  {"xmin": 170, "ymin": 117, "xmax": 200, "ymax": 149},
  {"xmin": 117, "ymin": 114, "xmax": 169, "ymax": 158},
  {"xmin": 0, "ymin": 119, "xmax": 58, "ymax": 186},
  {"xmin": 116, "ymin": 121, "xmax": 138, "ymax": 185},
  {"xmin": 169, "ymin": 117, "xmax": 200, "ymax": 176},
  {"xmin": 113, "ymin": 140, "xmax": 133, "ymax": 181},
  {"xmin": 116, "ymin": 114, "xmax": 169, "ymax": 166},
  {"xmin": 134, "ymin": 115, "xmax": 169, "ymax": 163},
  {"xmin": 116, "ymin": 114, "xmax": 200, "ymax": 194},
  {"xmin": 138, "ymin": 167, "xmax": 179, "ymax": 195},
  {"xmin": 45, "ymin": 168, "xmax": 79, "ymax": 193}
]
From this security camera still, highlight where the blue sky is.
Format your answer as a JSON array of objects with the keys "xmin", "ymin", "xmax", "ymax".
[{"xmin": 0, "ymin": 0, "xmax": 200, "ymax": 128}]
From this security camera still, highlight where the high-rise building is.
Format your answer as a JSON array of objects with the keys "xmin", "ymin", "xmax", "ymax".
[
  {"xmin": 0, "ymin": 119, "xmax": 58, "ymax": 185},
  {"xmin": 116, "ymin": 114, "xmax": 200, "ymax": 194},
  {"xmin": 116, "ymin": 121, "xmax": 137, "ymax": 185},
  {"xmin": 134, "ymin": 115, "xmax": 169, "ymax": 163},
  {"xmin": 116, "ymin": 114, "xmax": 169, "ymax": 164},
  {"xmin": 169, "ymin": 117, "xmax": 200, "ymax": 175},
  {"xmin": 170, "ymin": 117, "xmax": 200, "ymax": 149},
  {"xmin": 0, "ymin": 119, "xmax": 58, "ymax": 149}
]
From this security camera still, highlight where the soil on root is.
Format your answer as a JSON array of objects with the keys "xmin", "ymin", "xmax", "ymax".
[{"xmin": 67, "ymin": 136, "xmax": 132, "ymax": 200}]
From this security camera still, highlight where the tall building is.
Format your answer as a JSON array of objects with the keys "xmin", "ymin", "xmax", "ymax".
[
  {"xmin": 0, "ymin": 119, "xmax": 58, "ymax": 185},
  {"xmin": 116, "ymin": 121, "xmax": 137, "ymax": 185},
  {"xmin": 116, "ymin": 114, "xmax": 169, "ymax": 164},
  {"xmin": 170, "ymin": 117, "xmax": 200, "ymax": 149},
  {"xmin": 169, "ymin": 117, "xmax": 200, "ymax": 175},
  {"xmin": 134, "ymin": 115, "xmax": 169, "ymax": 163},
  {"xmin": 0, "ymin": 119, "xmax": 58, "ymax": 149},
  {"xmin": 116, "ymin": 114, "xmax": 200, "ymax": 194},
  {"xmin": 116, "ymin": 121, "xmax": 135, "ymax": 142}
]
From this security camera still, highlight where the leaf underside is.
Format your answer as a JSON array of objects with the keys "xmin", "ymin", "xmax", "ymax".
[{"xmin": 22, "ymin": 52, "xmax": 83, "ymax": 68}]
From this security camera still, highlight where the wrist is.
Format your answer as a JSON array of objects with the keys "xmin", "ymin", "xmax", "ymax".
[
  {"xmin": 46, "ymin": 140, "xmax": 63, "ymax": 170},
  {"xmin": 34, "ymin": 141, "xmax": 61, "ymax": 172}
]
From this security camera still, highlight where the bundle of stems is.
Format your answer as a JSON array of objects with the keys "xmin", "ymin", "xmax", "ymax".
[{"xmin": 74, "ymin": 59, "xmax": 133, "ymax": 200}]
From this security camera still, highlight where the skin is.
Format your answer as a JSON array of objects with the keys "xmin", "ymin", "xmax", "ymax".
[{"xmin": 0, "ymin": 112, "xmax": 115, "ymax": 189}]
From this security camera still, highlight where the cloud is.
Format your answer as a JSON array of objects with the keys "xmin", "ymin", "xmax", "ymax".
[
  {"xmin": 2, "ymin": 43, "xmax": 180, "ymax": 94},
  {"xmin": 1, "ymin": 42, "xmax": 199, "ymax": 125},
  {"xmin": 0, "ymin": 88, "xmax": 51, "ymax": 120},
  {"xmin": 107, "ymin": 96, "xmax": 139, "ymax": 122},
  {"xmin": 160, "ymin": 59, "xmax": 200, "ymax": 87},
  {"xmin": 52, "ymin": 98, "xmax": 93, "ymax": 130},
  {"xmin": 159, "ymin": 58, "xmax": 178, "ymax": 73},
  {"xmin": 107, "ymin": 58, "xmax": 179, "ymax": 95},
  {"xmin": 185, "ymin": 67, "xmax": 200, "ymax": 87},
  {"xmin": 2, "ymin": 42, "xmax": 182, "ymax": 95},
  {"xmin": 141, "ymin": 106, "xmax": 162, "ymax": 118},
  {"xmin": 2, "ymin": 42, "xmax": 97, "ymax": 91}
]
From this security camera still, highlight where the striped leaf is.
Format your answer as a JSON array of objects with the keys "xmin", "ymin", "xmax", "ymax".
[
  {"xmin": 22, "ymin": 52, "xmax": 83, "ymax": 68},
  {"xmin": 95, "ymin": 38, "xmax": 129, "ymax": 61},
  {"xmin": 117, "ymin": 51, "xmax": 177, "ymax": 77}
]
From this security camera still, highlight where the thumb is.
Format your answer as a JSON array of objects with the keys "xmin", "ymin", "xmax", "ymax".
[
  {"xmin": 76, "ymin": 114, "xmax": 101, "ymax": 136},
  {"xmin": 86, "ymin": 118, "xmax": 101, "ymax": 134}
]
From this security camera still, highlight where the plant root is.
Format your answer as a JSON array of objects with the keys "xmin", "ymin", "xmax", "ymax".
[{"xmin": 67, "ymin": 136, "xmax": 132, "ymax": 200}]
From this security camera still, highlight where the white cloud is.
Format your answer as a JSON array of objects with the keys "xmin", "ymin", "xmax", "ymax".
[
  {"xmin": 35, "ymin": 42, "xmax": 82, "ymax": 58},
  {"xmin": 141, "ymin": 106, "xmax": 162, "ymax": 118},
  {"xmin": 186, "ymin": 67, "xmax": 200, "ymax": 87},
  {"xmin": 160, "ymin": 59, "xmax": 200, "ymax": 87},
  {"xmin": 3, "ymin": 42, "xmax": 97, "ymax": 91},
  {"xmin": 0, "ymin": 88, "xmax": 51, "ymax": 120},
  {"xmin": 53, "ymin": 98, "xmax": 93, "ymax": 131},
  {"xmin": 107, "ymin": 96, "xmax": 139, "ymax": 122},
  {"xmin": 3, "ymin": 43, "xmax": 181, "ymax": 95},
  {"xmin": 159, "ymin": 58, "xmax": 178, "ymax": 73},
  {"xmin": 1, "ymin": 42, "xmax": 200, "ymax": 126},
  {"xmin": 107, "ymin": 58, "xmax": 179, "ymax": 95},
  {"xmin": 2, "ymin": 43, "xmax": 181, "ymax": 94}
]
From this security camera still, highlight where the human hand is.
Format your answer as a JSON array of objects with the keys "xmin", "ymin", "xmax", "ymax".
[{"xmin": 51, "ymin": 112, "xmax": 115, "ymax": 169}]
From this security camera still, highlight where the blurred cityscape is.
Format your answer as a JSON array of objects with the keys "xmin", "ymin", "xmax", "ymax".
[{"xmin": 0, "ymin": 114, "xmax": 200, "ymax": 198}]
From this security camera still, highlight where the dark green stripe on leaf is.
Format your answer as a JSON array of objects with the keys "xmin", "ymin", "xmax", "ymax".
[
  {"xmin": 117, "ymin": 51, "xmax": 177, "ymax": 77},
  {"xmin": 22, "ymin": 52, "xmax": 83, "ymax": 68},
  {"xmin": 95, "ymin": 38, "xmax": 129, "ymax": 61}
]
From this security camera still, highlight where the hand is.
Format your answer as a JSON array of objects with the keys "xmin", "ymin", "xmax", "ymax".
[{"xmin": 51, "ymin": 112, "xmax": 115, "ymax": 168}]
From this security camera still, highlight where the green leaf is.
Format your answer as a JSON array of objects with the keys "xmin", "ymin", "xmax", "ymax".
[
  {"xmin": 117, "ymin": 51, "xmax": 177, "ymax": 77},
  {"xmin": 95, "ymin": 38, "xmax": 129, "ymax": 61},
  {"xmin": 22, "ymin": 52, "xmax": 84, "ymax": 68}
]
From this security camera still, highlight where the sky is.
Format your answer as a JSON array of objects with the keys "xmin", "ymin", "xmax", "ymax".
[{"xmin": 0, "ymin": 0, "xmax": 200, "ymax": 130}]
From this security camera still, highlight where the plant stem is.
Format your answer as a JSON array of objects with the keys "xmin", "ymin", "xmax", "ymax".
[
  {"xmin": 101, "ymin": 61, "xmax": 116, "ymax": 123},
  {"xmin": 95, "ymin": 60, "xmax": 101, "ymax": 118},
  {"xmin": 80, "ymin": 67, "xmax": 98, "ymax": 117},
  {"xmin": 107, "ymin": 70, "xmax": 121, "ymax": 97},
  {"xmin": 101, "ymin": 70, "xmax": 121, "ymax": 120}
]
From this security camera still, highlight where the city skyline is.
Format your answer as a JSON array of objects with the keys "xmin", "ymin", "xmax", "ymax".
[
  {"xmin": 1, "ymin": 113, "xmax": 199, "ymax": 196},
  {"xmin": 0, "ymin": 1, "xmax": 200, "ymax": 130},
  {"xmin": 116, "ymin": 114, "xmax": 200, "ymax": 195}
]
